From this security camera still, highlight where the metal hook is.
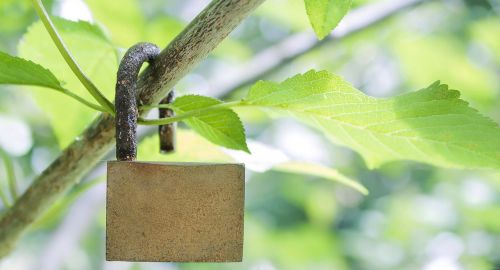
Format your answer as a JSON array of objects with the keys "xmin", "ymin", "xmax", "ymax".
[{"xmin": 115, "ymin": 42, "xmax": 160, "ymax": 161}]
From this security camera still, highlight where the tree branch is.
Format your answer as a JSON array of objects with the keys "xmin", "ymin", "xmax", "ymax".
[
  {"xmin": 0, "ymin": 0, "xmax": 265, "ymax": 257},
  {"xmin": 136, "ymin": 0, "xmax": 266, "ymax": 106}
]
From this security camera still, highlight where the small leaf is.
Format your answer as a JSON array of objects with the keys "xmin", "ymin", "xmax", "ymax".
[
  {"xmin": 0, "ymin": 51, "xmax": 63, "ymax": 91},
  {"xmin": 172, "ymin": 95, "xmax": 250, "ymax": 153},
  {"xmin": 304, "ymin": 0, "xmax": 352, "ymax": 39},
  {"xmin": 245, "ymin": 70, "xmax": 500, "ymax": 170}
]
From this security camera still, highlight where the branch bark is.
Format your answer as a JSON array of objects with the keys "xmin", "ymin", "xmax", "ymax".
[{"xmin": 0, "ymin": 0, "xmax": 265, "ymax": 257}]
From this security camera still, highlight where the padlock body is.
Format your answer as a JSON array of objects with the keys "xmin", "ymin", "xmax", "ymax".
[{"xmin": 106, "ymin": 161, "xmax": 244, "ymax": 262}]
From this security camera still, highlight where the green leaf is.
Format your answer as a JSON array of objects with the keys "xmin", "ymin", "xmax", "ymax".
[
  {"xmin": 0, "ymin": 51, "xmax": 63, "ymax": 91},
  {"xmin": 172, "ymin": 95, "xmax": 250, "ymax": 153},
  {"xmin": 18, "ymin": 17, "xmax": 118, "ymax": 147},
  {"xmin": 304, "ymin": 0, "xmax": 352, "ymax": 39},
  {"xmin": 245, "ymin": 70, "xmax": 500, "ymax": 169}
]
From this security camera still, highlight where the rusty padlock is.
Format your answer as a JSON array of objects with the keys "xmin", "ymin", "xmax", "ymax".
[{"xmin": 106, "ymin": 43, "xmax": 245, "ymax": 262}]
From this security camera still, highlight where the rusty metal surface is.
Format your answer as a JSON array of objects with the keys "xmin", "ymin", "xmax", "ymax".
[
  {"xmin": 106, "ymin": 161, "xmax": 244, "ymax": 262},
  {"xmin": 115, "ymin": 43, "xmax": 160, "ymax": 161}
]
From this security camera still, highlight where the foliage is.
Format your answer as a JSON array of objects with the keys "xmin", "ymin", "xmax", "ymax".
[
  {"xmin": 144, "ymin": 70, "xmax": 500, "ymax": 170},
  {"xmin": 0, "ymin": 51, "xmax": 63, "ymax": 90},
  {"xmin": 171, "ymin": 95, "xmax": 249, "ymax": 153},
  {"xmin": 18, "ymin": 17, "xmax": 117, "ymax": 146},
  {"xmin": 304, "ymin": 0, "xmax": 352, "ymax": 39},
  {"xmin": 244, "ymin": 70, "xmax": 500, "ymax": 169}
]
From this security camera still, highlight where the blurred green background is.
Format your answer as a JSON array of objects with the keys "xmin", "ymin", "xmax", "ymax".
[{"xmin": 1, "ymin": 0, "xmax": 500, "ymax": 269}]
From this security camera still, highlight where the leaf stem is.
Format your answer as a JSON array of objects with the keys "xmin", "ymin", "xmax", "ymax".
[
  {"xmin": 138, "ymin": 100, "xmax": 244, "ymax": 125},
  {"xmin": 30, "ymin": 0, "xmax": 115, "ymax": 115},
  {"xmin": 61, "ymin": 89, "xmax": 108, "ymax": 112},
  {"xmin": 0, "ymin": 148, "xmax": 17, "ymax": 202},
  {"xmin": 140, "ymin": 104, "xmax": 174, "ymax": 110}
]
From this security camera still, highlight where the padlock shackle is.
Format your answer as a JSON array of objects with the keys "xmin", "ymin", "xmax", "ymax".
[{"xmin": 115, "ymin": 42, "xmax": 160, "ymax": 161}]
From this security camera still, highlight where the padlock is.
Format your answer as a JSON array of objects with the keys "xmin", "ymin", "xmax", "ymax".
[{"xmin": 106, "ymin": 43, "xmax": 245, "ymax": 262}]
